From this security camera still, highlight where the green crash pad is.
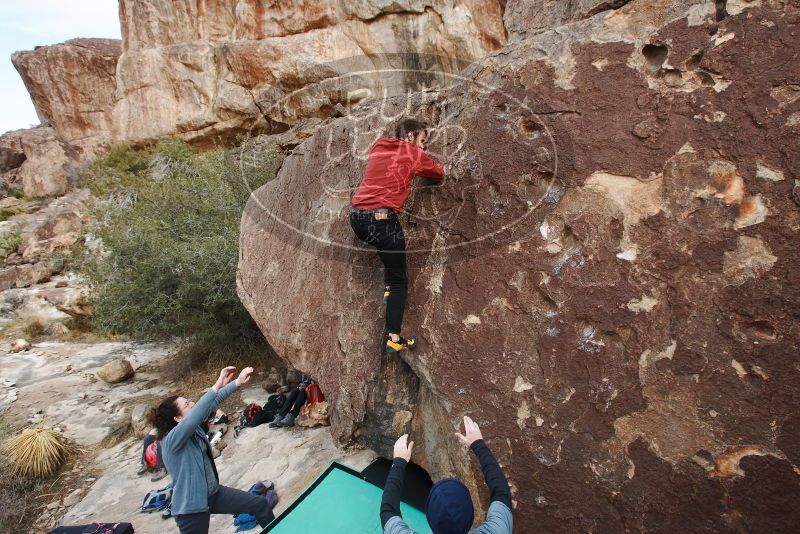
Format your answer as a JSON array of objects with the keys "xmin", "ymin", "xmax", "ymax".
[{"xmin": 263, "ymin": 462, "xmax": 430, "ymax": 534}]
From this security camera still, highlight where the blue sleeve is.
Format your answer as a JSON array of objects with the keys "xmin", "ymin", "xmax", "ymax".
[
  {"xmin": 164, "ymin": 382, "xmax": 237, "ymax": 449},
  {"xmin": 383, "ymin": 515, "xmax": 418, "ymax": 534},
  {"xmin": 470, "ymin": 501, "xmax": 513, "ymax": 534}
]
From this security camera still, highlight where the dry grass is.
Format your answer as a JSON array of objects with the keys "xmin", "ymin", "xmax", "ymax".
[
  {"xmin": 22, "ymin": 318, "xmax": 46, "ymax": 339},
  {"xmin": 3, "ymin": 428, "xmax": 67, "ymax": 478},
  {"xmin": 0, "ymin": 468, "xmax": 48, "ymax": 534}
]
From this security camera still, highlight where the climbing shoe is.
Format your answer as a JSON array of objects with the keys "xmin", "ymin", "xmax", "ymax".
[
  {"xmin": 383, "ymin": 285, "xmax": 390, "ymax": 303},
  {"xmin": 386, "ymin": 336, "xmax": 417, "ymax": 353},
  {"xmin": 275, "ymin": 414, "xmax": 296, "ymax": 428},
  {"xmin": 150, "ymin": 468, "xmax": 168, "ymax": 483},
  {"xmin": 267, "ymin": 413, "xmax": 284, "ymax": 428}
]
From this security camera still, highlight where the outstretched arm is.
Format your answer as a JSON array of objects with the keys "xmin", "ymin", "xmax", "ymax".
[
  {"xmin": 414, "ymin": 150, "xmax": 445, "ymax": 181},
  {"xmin": 456, "ymin": 416, "xmax": 512, "ymax": 510},
  {"xmin": 166, "ymin": 367, "xmax": 253, "ymax": 449},
  {"xmin": 470, "ymin": 440, "xmax": 512, "ymax": 509},
  {"xmin": 380, "ymin": 434, "xmax": 414, "ymax": 528}
]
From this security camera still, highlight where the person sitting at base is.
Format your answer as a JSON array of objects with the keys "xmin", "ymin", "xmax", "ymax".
[
  {"xmin": 380, "ymin": 416, "xmax": 513, "ymax": 534},
  {"xmin": 155, "ymin": 365, "xmax": 275, "ymax": 534},
  {"xmin": 136, "ymin": 432, "xmax": 168, "ymax": 482},
  {"xmin": 268, "ymin": 377, "xmax": 315, "ymax": 428}
]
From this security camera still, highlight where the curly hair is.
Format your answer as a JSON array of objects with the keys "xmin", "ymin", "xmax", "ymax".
[
  {"xmin": 395, "ymin": 118, "xmax": 429, "ymax": 139},
  {"xmin": 154, "ymin": 395, "xmax": 180, "ymax": 440}
]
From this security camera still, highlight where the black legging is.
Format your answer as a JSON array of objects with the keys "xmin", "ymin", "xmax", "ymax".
[
  {"xmin": 174, "ymin": 485, "xmax": 274, "ymax": 533},
  {"xmin": 278, "ymin": 388, "xmax": 308, "ymax": 418},
  {"xmin": 350, "ymin": 211, "xmax": 407, "ymax": 334}
]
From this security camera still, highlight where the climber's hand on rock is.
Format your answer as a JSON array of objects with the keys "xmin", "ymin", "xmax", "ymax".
[
  {"xmin": 393, "ymin": 434, "xmax": 414, "ymax": 462},
  {"xmin": 235, "ymin": 366, "xmax": 254, "ymax": 387},
  {"xmin": 455, "ymin": 415, "xmax": 483, "ymax": 447}
]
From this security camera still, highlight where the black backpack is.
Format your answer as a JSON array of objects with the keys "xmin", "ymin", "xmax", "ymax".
[
  {"xmin": 261, "ymin": 393, "xmax": 286, "ymax": 421},
  {"xmin": 49, "ymin": 523, "xmax": 134, "ymax": 534},
  {"xmin": 238, "ymin": 403, "xmax": 262, "ymax": 428},
  {"xmin": 234, "ymin": 395, "xmax": 287, "ymax": 437}
]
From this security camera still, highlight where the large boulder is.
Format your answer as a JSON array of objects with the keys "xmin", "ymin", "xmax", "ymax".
[
  {"xmin": 0, "ymin": 130, "xmax": 26, "ymax": 172},
  {"xmin": 15, "ymin": 189, "xmax": 89, "ymax": 262},
  {"xmin": 238, "ymin": 1, "xmax": 800, "ymax": 531},
  {"xmin": 0, "ymin": 258, "xmax": 62, "ymax": 291},
  {"xmin": 14, "ymin": 127, "xmax": 79, "ymax": 198},
  {"xmin": 96, "ymin": 359, "xmax": 135, "ymax": 384},
  {"xmin": 11, "ymin": 39, "xmax": 121, "ymax": 157}
]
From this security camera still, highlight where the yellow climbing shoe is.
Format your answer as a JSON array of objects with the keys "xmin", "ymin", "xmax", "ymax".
[{"xmin": 386, "ymin": 336, "xmax": 416, "ymax": 352}]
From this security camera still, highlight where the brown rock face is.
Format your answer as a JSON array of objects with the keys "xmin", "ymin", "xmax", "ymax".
[
  {"xmin": 239, "ymin": 1, "xmax": 800, "ymax": 531},
  {"xmin": 0, "ymin": 130, "xmax": 26, "ymax": 172},
  {"xmin": 11, "ymin": 39, "xmax": 121, "ymax": 156},
  {"xmin": 13, "ymin": 127, "xmax": 80, "ymax": 199}
]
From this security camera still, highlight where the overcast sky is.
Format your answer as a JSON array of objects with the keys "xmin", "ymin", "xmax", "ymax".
[{"xmin": 0, "ymin": 1, "xmax": 121, "ymax": 135}]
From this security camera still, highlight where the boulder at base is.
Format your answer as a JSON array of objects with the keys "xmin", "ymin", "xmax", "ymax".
[{"xmin": 96, "ymin": 359, "xmax": 134, "ymax": 384}]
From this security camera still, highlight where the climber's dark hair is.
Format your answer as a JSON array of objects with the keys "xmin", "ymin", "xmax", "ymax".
[
  {"xmin": 395, "ymin": 119, "xmax": 429, "ymax": 140},
  {"xmin": 154, "ymin": 395, "xmax": 180, "ymax": 440}
]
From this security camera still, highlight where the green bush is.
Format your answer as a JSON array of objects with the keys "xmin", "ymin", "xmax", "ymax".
[
  {"xmin": 75, "ymin": 138, "xmax": 283, "ymax": 348},
  {"xmin": 0, "ymin": 228, "xmax": 21, "ymax": 257}
]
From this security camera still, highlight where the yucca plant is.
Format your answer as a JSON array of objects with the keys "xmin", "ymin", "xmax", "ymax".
[{"xmin": 2, "ymin": 428, "xmax": 66, "ymax": 478}]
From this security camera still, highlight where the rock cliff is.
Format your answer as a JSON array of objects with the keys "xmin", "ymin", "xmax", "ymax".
[
  {"xmin": 9, "ymin": 0, "xmax": 506, "ymax": 149},
  {"xmin": 238, "ymin": 1, "xmax": 800, "ymax": 531},
  {"xmin": 11, "ymin": 39, "xmax": 121, "ymax": 157}
]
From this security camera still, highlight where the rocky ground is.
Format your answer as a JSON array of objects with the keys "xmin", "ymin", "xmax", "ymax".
[
  {"xmin": 0, "ymin": 306, "xmax": 376, "ymax": 533},
  {"xmin": 60, "ymin": 406, "xmax": 375, "ymax": 533}
]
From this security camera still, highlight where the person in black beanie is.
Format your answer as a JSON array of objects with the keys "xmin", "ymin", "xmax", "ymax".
[{"xmin": 380, "ymin": 416, "xmax": 513, "ymax": 534}]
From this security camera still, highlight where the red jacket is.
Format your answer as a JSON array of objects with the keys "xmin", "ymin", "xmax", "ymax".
[{"xmin": 351, "ymin": 138, "xmax": 445, "ymax": 213}]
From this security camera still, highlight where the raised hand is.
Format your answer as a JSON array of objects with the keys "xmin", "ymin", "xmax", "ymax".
[
  {"xmin": 235, "ymin": 366, "xmax": 254, "ymax": 387},
  {"xmin": 393, "ymin": 434, "xmax": 414, "ymax": 462},
  {"xmin": 455, "ymin": 416, "xmax": 483, "ymax": 447},
  {"xmin": 214, "ymin": 366, "xmax": 237, "ymax": 390}
]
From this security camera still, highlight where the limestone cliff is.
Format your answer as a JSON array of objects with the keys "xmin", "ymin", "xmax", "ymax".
[
  {"xmin": 9, "ymin": 0, "xmax": 506, "ymax": 150},
  {"xmin": 238, "ymin": 1, "xmax": 800, "ymax": 531}
]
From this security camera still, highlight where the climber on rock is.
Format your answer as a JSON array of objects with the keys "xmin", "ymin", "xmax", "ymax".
[
  {"xmin": 350, "ymin": 118, "xmax": 445, "ymax": 353},
  {"xmin": 380, "ymin": 416, "xmax": 513, "ymax": 534}
]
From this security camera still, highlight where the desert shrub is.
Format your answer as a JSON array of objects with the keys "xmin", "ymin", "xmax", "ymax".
[
  {"xmin": 2, "ymin": 428, "xmax": 66, "ymax": 478},
  {"xmin": 0, "ymin": 227, "xmax": 21, "ymax": 257},
  {"xmin": 75, "ymin": 138, "xmax": 283, "ymax": 349}
]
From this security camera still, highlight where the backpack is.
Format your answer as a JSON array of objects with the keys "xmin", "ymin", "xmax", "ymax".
[
  {"xmin": 48, "ymin": 524, "xmax": 134, "ymax": 534},
  {"xmin": 140, "ymin": 484, "xmax": 173, "ymax": 513},
  {"xmin": 238, "ymin": 403, "xmax": 263, "ymax": 428},
  {"xmin": 144, "ymin": 441, "xmax": 159, "ymax": 468},
  {"xmin": 234, "ymin": 403, "xmax": 264, "ymax": 438},
  {"xmin": 261, "ymin": 393, "xmax": 286, "ymax": 421},
  {"xmin": 305, "ymin": 382, "xmax": 325, "ymax": 404}
]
